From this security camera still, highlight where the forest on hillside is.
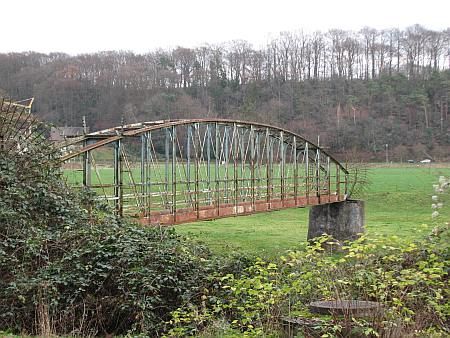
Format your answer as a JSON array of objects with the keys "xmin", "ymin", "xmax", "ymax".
[{"xmin": 1, "ymin": 24, "xmax": 450, "ymax": 161}]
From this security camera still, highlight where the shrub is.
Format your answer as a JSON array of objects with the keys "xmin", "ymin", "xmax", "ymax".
[
  {"xmin": 0, "ymin": 133, "xmax": 215, "ymax": 336},
  {"xmin": 167, "ymin": 231, "xmax": 449, "ymax": 337}
]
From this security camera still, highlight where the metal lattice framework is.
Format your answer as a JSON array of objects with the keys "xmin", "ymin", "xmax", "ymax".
[
  {"xmin": 0, "ymin": 98, "xmax": 52, "ymax": 161},
  {"xmin": 0, "ymin": 98, "xmax": 34, "ymax": 146},
  {"xmin": 59, "ymin": 119, "xmax": 349, "ymax": 225}
]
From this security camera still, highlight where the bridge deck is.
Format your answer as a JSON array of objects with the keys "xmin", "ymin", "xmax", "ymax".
[{"xmin": 141, "ymin": 195, "xmax": 344, "ymax": 225}]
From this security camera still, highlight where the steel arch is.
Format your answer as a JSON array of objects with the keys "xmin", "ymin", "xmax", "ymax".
[{"xmin": 59, "ymin": 119, "xmax": 349, "ymax": 225}]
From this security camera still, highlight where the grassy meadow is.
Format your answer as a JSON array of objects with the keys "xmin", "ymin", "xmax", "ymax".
[
  {"xmin": 176, "ymin": 165, "xmax": 450, "ymax": 256},
  {"xmin": 64, "ymin": 164, "xmax": 450, "ymax": 257}
]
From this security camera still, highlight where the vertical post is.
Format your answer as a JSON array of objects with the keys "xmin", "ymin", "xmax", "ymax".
[
  {"xmin": 385, "ymin": 144, "xmax": 389, "ymax": 164},
  {"xmin": 250, "ymin": 125, "xmax": 255, "ymax": 210},
  {"xmin": 240, "ymin": 129, "xmax": 245, "ymax": 201},
  {"xmin": 233, "ymin": 123, "xmax": 238, "ymax": 212},
  {"xmin": 82, "ymin": 139, "xmax": 92, "ymax": 188},
  {"xmin": 280, "ymin": 131, "xmax": 285, "ymax": 203},
  {"xmin": 114, "ymin": 139, "xmax": 122, "ymax": 217},
  {"xmin": 83, "ymin": 150, "xmax": 92, "ymax": 188},
  {"xmin": 266, "ymin": 128, "xmax": 271, "ymax": 206},
  {"xmin": 316, "ymin": 148, "xmax": 321, "ymax": 203},
  {"xmin": 215, "ymin": 123, "xmax": 220, "ymax": 215},
  {"xmin": 327, "ymin": 156, "xmax": 331, "ymax": 202},
  {"xmin": 345, "ymin": 168, "xmax": 349, "ymax": 198},
  {"xmin": 165, "ymin": 128, "xmax": 170, "ymax": 209},
  {"xmin": 187, "ymin": 125, "xmax": 191, "ymax": 207},
  {"xmin": 147, "ymin": 132, "xmax": 152, "ymax": 220},
  {"xmin": 293, "ymin": 136, "xmax": 298, "ymax": 205},
  {"xmin": 256, "ymin": 132, "xmax": 260, "ymax": 200},
  {"xmin": 305, "ymin": 142, "xmax": 309, "ymax": 203},
  {"xmin": 194, "ymin": 124, "xmax": 200, "ymax": 219},
  {"xmin": 82, "ymin": 140, "xmax": 93, "ymax": 224},
  {"xmin": 119, "ymin": 143, "xmax": 123, "ymax": 217},
  {"xmin": 207, "ymin": 124, "xmax": 211, "ymax": 204},
  {"xmin": 225, "ymin": 126, "xmax": 229, "ymax": 203},
  {"xmin": 172, "ymin": 125, "xmax": 177, "ymax": 222},
  {"xmin": 82, "ymin": 118, "xmax": 91, "ymax": 197},
  {"xmin": 336, "ymin": 163, "xmax": 340, "ymax": 198},
  {"xmin": 269, "ymin": 135, "xmax": 274, "ymax": 203},
  {"xmin": 140, "ymin": 134, "xmax": 147, "ymax": 217}
]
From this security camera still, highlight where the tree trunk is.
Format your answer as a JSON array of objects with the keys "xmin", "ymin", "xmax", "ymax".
[{"xmin": 424, "ymin": 103, "xmax": 429, "ymax": 128}]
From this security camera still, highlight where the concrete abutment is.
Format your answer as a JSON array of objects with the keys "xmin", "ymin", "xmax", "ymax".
[{"xmin": 307, "ymin": 200, "xmax": 365, "ymax": 242}]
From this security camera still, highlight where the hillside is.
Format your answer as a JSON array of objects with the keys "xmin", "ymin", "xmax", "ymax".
[{"xmin": 1, "ymin": 25, "xmax": 449, "ymax": 161}]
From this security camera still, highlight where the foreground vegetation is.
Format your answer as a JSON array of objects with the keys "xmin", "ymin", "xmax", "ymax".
[
  {"xmin": 1, "ymin": 133, "xmax": 449, "ymax": 336},
  {"xmin": 0, "ymin": 139, "xmax": 221, "ymax": 336},
  {"xmin": 168, "ymin": 231, "xmax": 449, "ymax": 337}
]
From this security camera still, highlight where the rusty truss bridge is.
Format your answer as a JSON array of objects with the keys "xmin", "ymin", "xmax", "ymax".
[{"xmin": 57, "ymin": 119, "xmax": 350, "ymax": 225}]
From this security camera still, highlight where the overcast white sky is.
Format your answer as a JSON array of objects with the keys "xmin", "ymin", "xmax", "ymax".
[{"xmin": 2, "ymin": 0, "xmax": 449, "ymax": 55}]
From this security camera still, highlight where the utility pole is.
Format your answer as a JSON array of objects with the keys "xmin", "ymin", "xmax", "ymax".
[
  {"xmin": 385, "ymin": 144, "xmax": 389, "ymax": 164},
  {"xmin": 82, "ymin": 116, "xmax": 87, "ymax": 135}
]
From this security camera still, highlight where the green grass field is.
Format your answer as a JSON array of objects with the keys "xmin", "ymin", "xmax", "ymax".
[
  {"xmin": 175, "ymin": 165, "xmax": 450, "ymax": 256},
  {"xmin": 64, "ymin": 164, "xmax": 450, "ymax": 257}
]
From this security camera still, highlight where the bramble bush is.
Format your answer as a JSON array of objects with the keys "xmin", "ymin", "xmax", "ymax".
[
  {"xmin": 0, "ymin": 136, "xmax": 221, "ymax": 336},
  {"xmin": 167, "ymin": 230, "xmax": 449, "ymax": 337}
]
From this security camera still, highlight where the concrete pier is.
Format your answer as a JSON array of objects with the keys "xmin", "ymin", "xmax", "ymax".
[{"xmin": 307, "ymin": 200, "xmax": 365, "ymax": 241}]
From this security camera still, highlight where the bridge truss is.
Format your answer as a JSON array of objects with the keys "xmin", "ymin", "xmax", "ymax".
[{"xmin": 59, "ymin": 119, "xmax": 349, "ymax": 225}]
